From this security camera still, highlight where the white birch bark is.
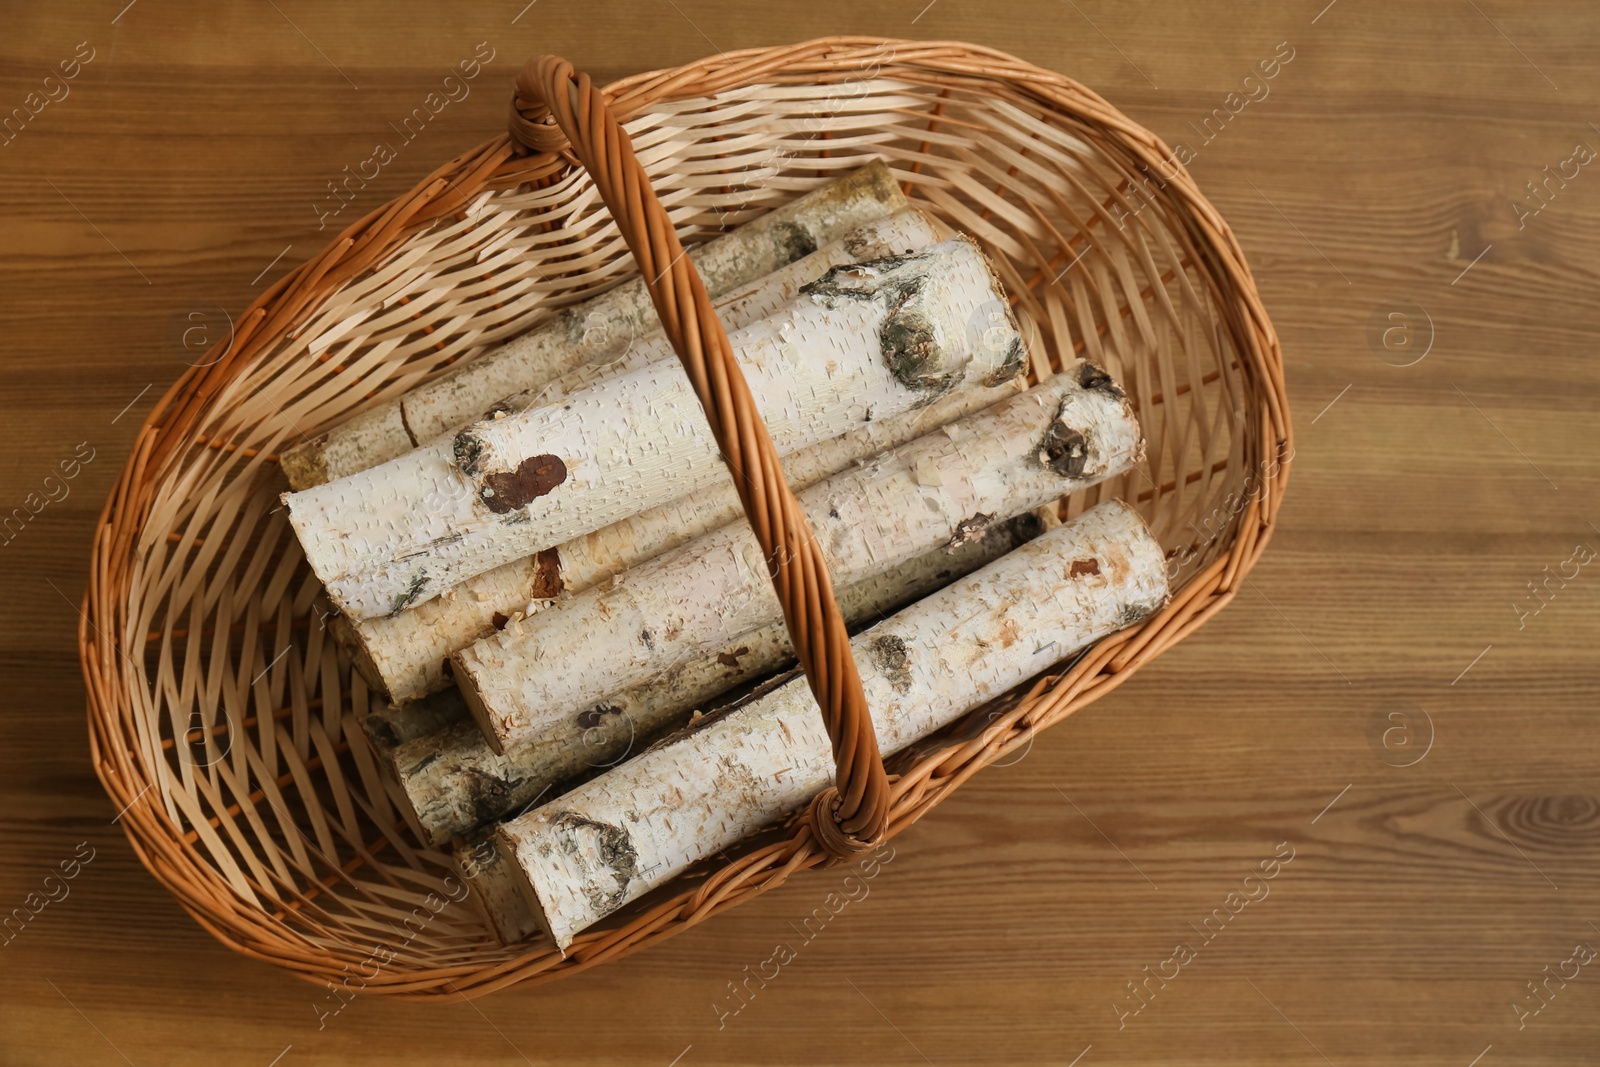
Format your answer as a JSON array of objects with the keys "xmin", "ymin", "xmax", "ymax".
[
  {"xmin": 497, "ymin": 500, "xmax": 1170, "ymax": 948},
  {"xmin": 480, "ymin": 208, "xmax": 944, "ymax": 415},
  {"xmin": 347, "ymin": 373, "xmax": 1021, "ymax": 703},
  {"xmin": 286, "ymin": 236, "xmax": 1025, "ymax": 620},
  {"xmin": 391, "ymin": 513, "xmax": 1045, "ymax": 846},
  {"xmin": 280, "ymin": 160, "xmax": 909, "ymax": 489},
  {"xmin": 455, "ymin": 364, "xmax": 1140, "ymax": 754}
]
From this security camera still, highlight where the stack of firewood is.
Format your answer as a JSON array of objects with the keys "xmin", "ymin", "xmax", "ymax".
[{"xmin": 281, "ymin": 161, "xmax": 1169, "ymax": 950}]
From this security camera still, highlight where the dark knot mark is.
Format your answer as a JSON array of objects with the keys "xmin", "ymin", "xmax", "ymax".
[
  {"xmin": 983, "ymin": 333, "xmax": 1028, "ymax": 387},
  {"xmin": 1077, "ymin": 360, "xmax": 1124, "ymax": 398},
  {"xmin": 479, "ymin": 454, "xmax": 568, "ymax": 514},
  {"xmin": 772, "ymin": 220, "xmax": 819, "ymax": 262},
  {"xmin": 1068, "ymin": 557, "xmax": 1101, "ymax": 578},
  {"xmin": 947, "ymin": 512, "xmax": 995, "ymax": 550},
  {"xmin": 1008, "ymin": 511, "xmax": 1048, "ymax": 543},
  {"xmin": 881, "ymin": 306, "xmax": 949, "ymax": 393},
  {"xmin": 453, "ymin": 432, "xmax": 485, "ymax": 476},
  {"xmin": 798, "ymin": 251, "xmax": 957, "ymax": 396},
  {"xmin": 577, "ymin": 703, "xmax": 623, "ymax": 730},
  {"xmin": 1038, "ymin": 418, "xmax": 1089, "ymax": 478},
  {"xmin": 869, "ymin": 634, "xmax": 913, "ymax": 692},
  {"xmin": 388, "ymin": 572, "xmax": 429, "ymax": 617},
  {"xmin": 550, "ymin": 811, "xmax": 639, "ymax": 912}
]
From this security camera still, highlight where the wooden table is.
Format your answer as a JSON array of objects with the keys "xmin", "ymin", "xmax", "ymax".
[{"xmin": 3, "ymin": 2, "xmax": 1596, "ymax": 1063}]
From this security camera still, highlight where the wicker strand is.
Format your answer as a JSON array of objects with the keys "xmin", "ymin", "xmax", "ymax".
[{"xmin": 509, "ymin": 55, "xmax": 891, "ymax": 851}]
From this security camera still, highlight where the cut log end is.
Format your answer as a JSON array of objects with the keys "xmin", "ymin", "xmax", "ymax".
[
  {"xmin": 455, "ymin": 671, "xmax": 509, "ymax": 757},
  {"xmin": 492, "ymin": 824, "xmax": 563, "ymax": 949},
  {"xmin": 358, "ymin": 687, "xmax": 471, "ymax": 759},
  {"xmin": 495, "ymin": 809, "xmax": 644, "ymax": 949},
  {"xmin": 280, "ymin": 403, "xmax": 416, "ymax": 490},
  {"xmin": 836, "ymin": 158, "xmax": 903, "ymax": 212},
  {"xmin": 278, "ymin": 432, "xmax": 330, "ymax": 490},
  {"xmin": 330, "ymin": 612, "xmax": 387, "ymax": 698},
  {"xmin": 452, "ymin": 833, "xmax": 542, "ymax": 945}
]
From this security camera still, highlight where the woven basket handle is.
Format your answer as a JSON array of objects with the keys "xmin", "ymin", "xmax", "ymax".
[{"xmin": 508, "ymin": 56, "xmax": 890, "ymax": 858}]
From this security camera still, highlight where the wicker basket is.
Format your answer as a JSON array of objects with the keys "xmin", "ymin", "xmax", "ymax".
[{"xmin": 82, "ymin": 36, "xmax": 1288, "ymax": 997}]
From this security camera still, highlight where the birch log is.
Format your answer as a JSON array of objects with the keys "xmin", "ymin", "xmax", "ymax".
[
  {"xmin": 484, "ymin": 208, "xmax": 945, "ymax": 415},
  {"xmin": 279, "ymin": 160, "xmax": 909, "ymax": 489},
  {"xmin": 285, "ymin": 236, "xmax": 1024, "ymax": 620},
  {"xmin": 346, "ymin": 374, "xmax": 1021, "ymax": 703},
  {"xmin": 497, "ymin": 500, "xmax": 1169, "ymax": 948},
  {"xmin": 392, "ymin": 513, "xmax": 1045, "ymax": 845},
  {"xmin": 337, "ymin": 208, "xmax": 954, "ymax": 703},
  {"xmin": 455, "ymin": 363, "xmax": 1140, "ymax": 754}
]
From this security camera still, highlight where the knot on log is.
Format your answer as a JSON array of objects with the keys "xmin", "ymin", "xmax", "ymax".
[{"xmin": 806, "ymin": 787, "xmax": 882, "ymax": 861}]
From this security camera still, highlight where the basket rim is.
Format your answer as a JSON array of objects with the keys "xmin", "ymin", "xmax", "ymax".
[{"xmin": 80, "ymin": 34, "xmax": 1290, "ymax": 998}]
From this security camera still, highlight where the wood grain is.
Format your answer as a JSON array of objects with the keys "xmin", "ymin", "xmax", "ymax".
[{"xmin": 2, "ymin": 1, "xmax": 1597, "ymax": 1063}]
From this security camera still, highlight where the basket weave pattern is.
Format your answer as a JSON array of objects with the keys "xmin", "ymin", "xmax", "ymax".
[{"xmin": 82, "ymin": 37, "xmax": 1288, "ymax": 996}]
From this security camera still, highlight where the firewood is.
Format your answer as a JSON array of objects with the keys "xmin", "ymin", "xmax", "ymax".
[
  {"xmin": 455, "ymin": 364, "xmax": 1139, "ymax": 755},
  {"xmin": 285, "ymin": 236, "xmax": 1025, "ymax": 620},
  {"xmin": 391, "ymin": 513, "xmax": 1046, "ymax": 846},
  {"xmin": 343, "ymin": 376, "xmax": 1021, "ymax": 703},
  {"xmin": 279, "ymin": 160, "xmax": 910, "ymax": 489},
  {"xmin": 490, "ymin": 208, "xmax": 945, "ymax": 413},
  {"xmin": 496, "ymin": 500, "xmax": 1169, "ymax": 948},
  {"xmin": 337, "ymin": 210, "xmax": 978, "ymax": 704}
]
